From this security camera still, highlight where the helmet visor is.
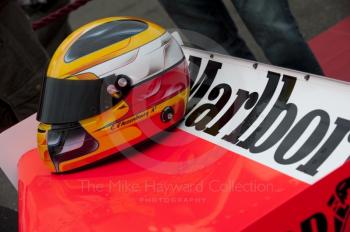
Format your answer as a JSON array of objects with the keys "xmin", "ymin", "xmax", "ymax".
[{"xmin": 37, "ymin": 75, "xmax": 125, "ymax": 124}]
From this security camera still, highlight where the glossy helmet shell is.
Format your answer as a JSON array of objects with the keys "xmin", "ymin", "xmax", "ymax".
[{"xmin": 37, "ymin": 17, "xmax": 190, "ymax": 172}]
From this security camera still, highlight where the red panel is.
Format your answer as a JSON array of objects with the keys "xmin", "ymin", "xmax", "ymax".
[
  {"xmin": 18, "ymin": 129, "xmax": 307, "ymax": 231},
  {"xmin": 309, "ymin": 16, "xmax": 350, "ymax": 82},
  {"xmin": 244, "ymin": 161, "xmax": 350, "ymax": 232}
]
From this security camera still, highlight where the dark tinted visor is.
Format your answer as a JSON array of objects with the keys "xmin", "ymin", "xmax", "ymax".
[
  {"xmin": 37, "ymin": 75, "xmax": 126, "ymax": 124},
  {"xmin": 64, "ymin": 20, "xmax": 148, "ymax": 63}
]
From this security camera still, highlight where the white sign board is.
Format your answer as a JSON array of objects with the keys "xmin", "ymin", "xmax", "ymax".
[{"xmin": 180, "ymin": 47, "xmax": 350, "ymax": 184}]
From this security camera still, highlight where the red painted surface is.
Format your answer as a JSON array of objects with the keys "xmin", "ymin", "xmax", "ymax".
[
  {"xmin": 309, "ymin": 16, "xmax": 350, "ymax": 82},
  {"xmin": 244, "ymin": 160, "xmax": 350, "ymax": 232},
  {"xmin": 18, "ymin": 129, "xmax": 307, "ymax": 231}
]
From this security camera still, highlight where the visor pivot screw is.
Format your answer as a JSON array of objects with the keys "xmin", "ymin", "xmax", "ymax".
[
  {"xmin": 116, "ymin": 75, "xmax": 131, "ymax": 90},
  {"xmin": 107, "ymin": 84, "xmax": 121, "ymax": 98},
  {"xmin": 117, "ymin": 77, "xmax": 128, "ymax": 88},
  {"xmin": 161, "ymin": 106, "xmax": 174, "ymax": 122}
]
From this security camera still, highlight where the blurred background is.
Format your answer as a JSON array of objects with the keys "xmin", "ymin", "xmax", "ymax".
[{"xmin": 68, "ymin": 0, "xmax": 350, "ymax": 63}]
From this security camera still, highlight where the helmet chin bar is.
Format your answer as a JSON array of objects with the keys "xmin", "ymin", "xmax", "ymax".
[{"xmin": 47, "ymin": 123, "xmax": 99, "ymax": 172}]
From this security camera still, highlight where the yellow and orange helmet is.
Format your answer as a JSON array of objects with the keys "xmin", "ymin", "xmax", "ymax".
[{"xmin": 37, "ymin": 17, "xmax": 190, "ymax": 173}]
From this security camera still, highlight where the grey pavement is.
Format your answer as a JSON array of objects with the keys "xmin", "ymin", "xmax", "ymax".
[{"xmin": 0, "ymin": 0, "xmax": 349, "ymax": 212}]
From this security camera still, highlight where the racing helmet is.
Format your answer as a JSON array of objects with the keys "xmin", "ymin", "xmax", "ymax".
[{"xmin": 37, "ymin": 17, "xmax": 190, "ymax": 173}]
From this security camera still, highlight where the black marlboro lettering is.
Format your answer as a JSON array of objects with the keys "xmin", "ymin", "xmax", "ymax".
[
  {"xmin": 187, "ymin": 59, "xmax": 222, "ymax": 113},
  {"xmin": 204, "ymin": 89, "xmax": 259, "ymax": 136},
  {"xmin": 222, "ymin": 71, "xmax": 280, "ymax": 144},
  {"xmin": 236, "ymin": 75, "xmax": 297, "ymax": 152},
  {"xmin": 188, "ymin": 56, "xmax": 202, "ymax": 90},
  {"xmin": 185, "ymin": 53, "xmax": 350, "ymax": 179},
  {"xmin": 297, "ymin": 117, "xmax": 350, "ymax": 176},
  {"xmin": 274, "ymin": 109, "xmax": 330, "ymax": 165},
  {"xmin": 185, "ymin": 84, "xmax": 232, "ymax": 130}
]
